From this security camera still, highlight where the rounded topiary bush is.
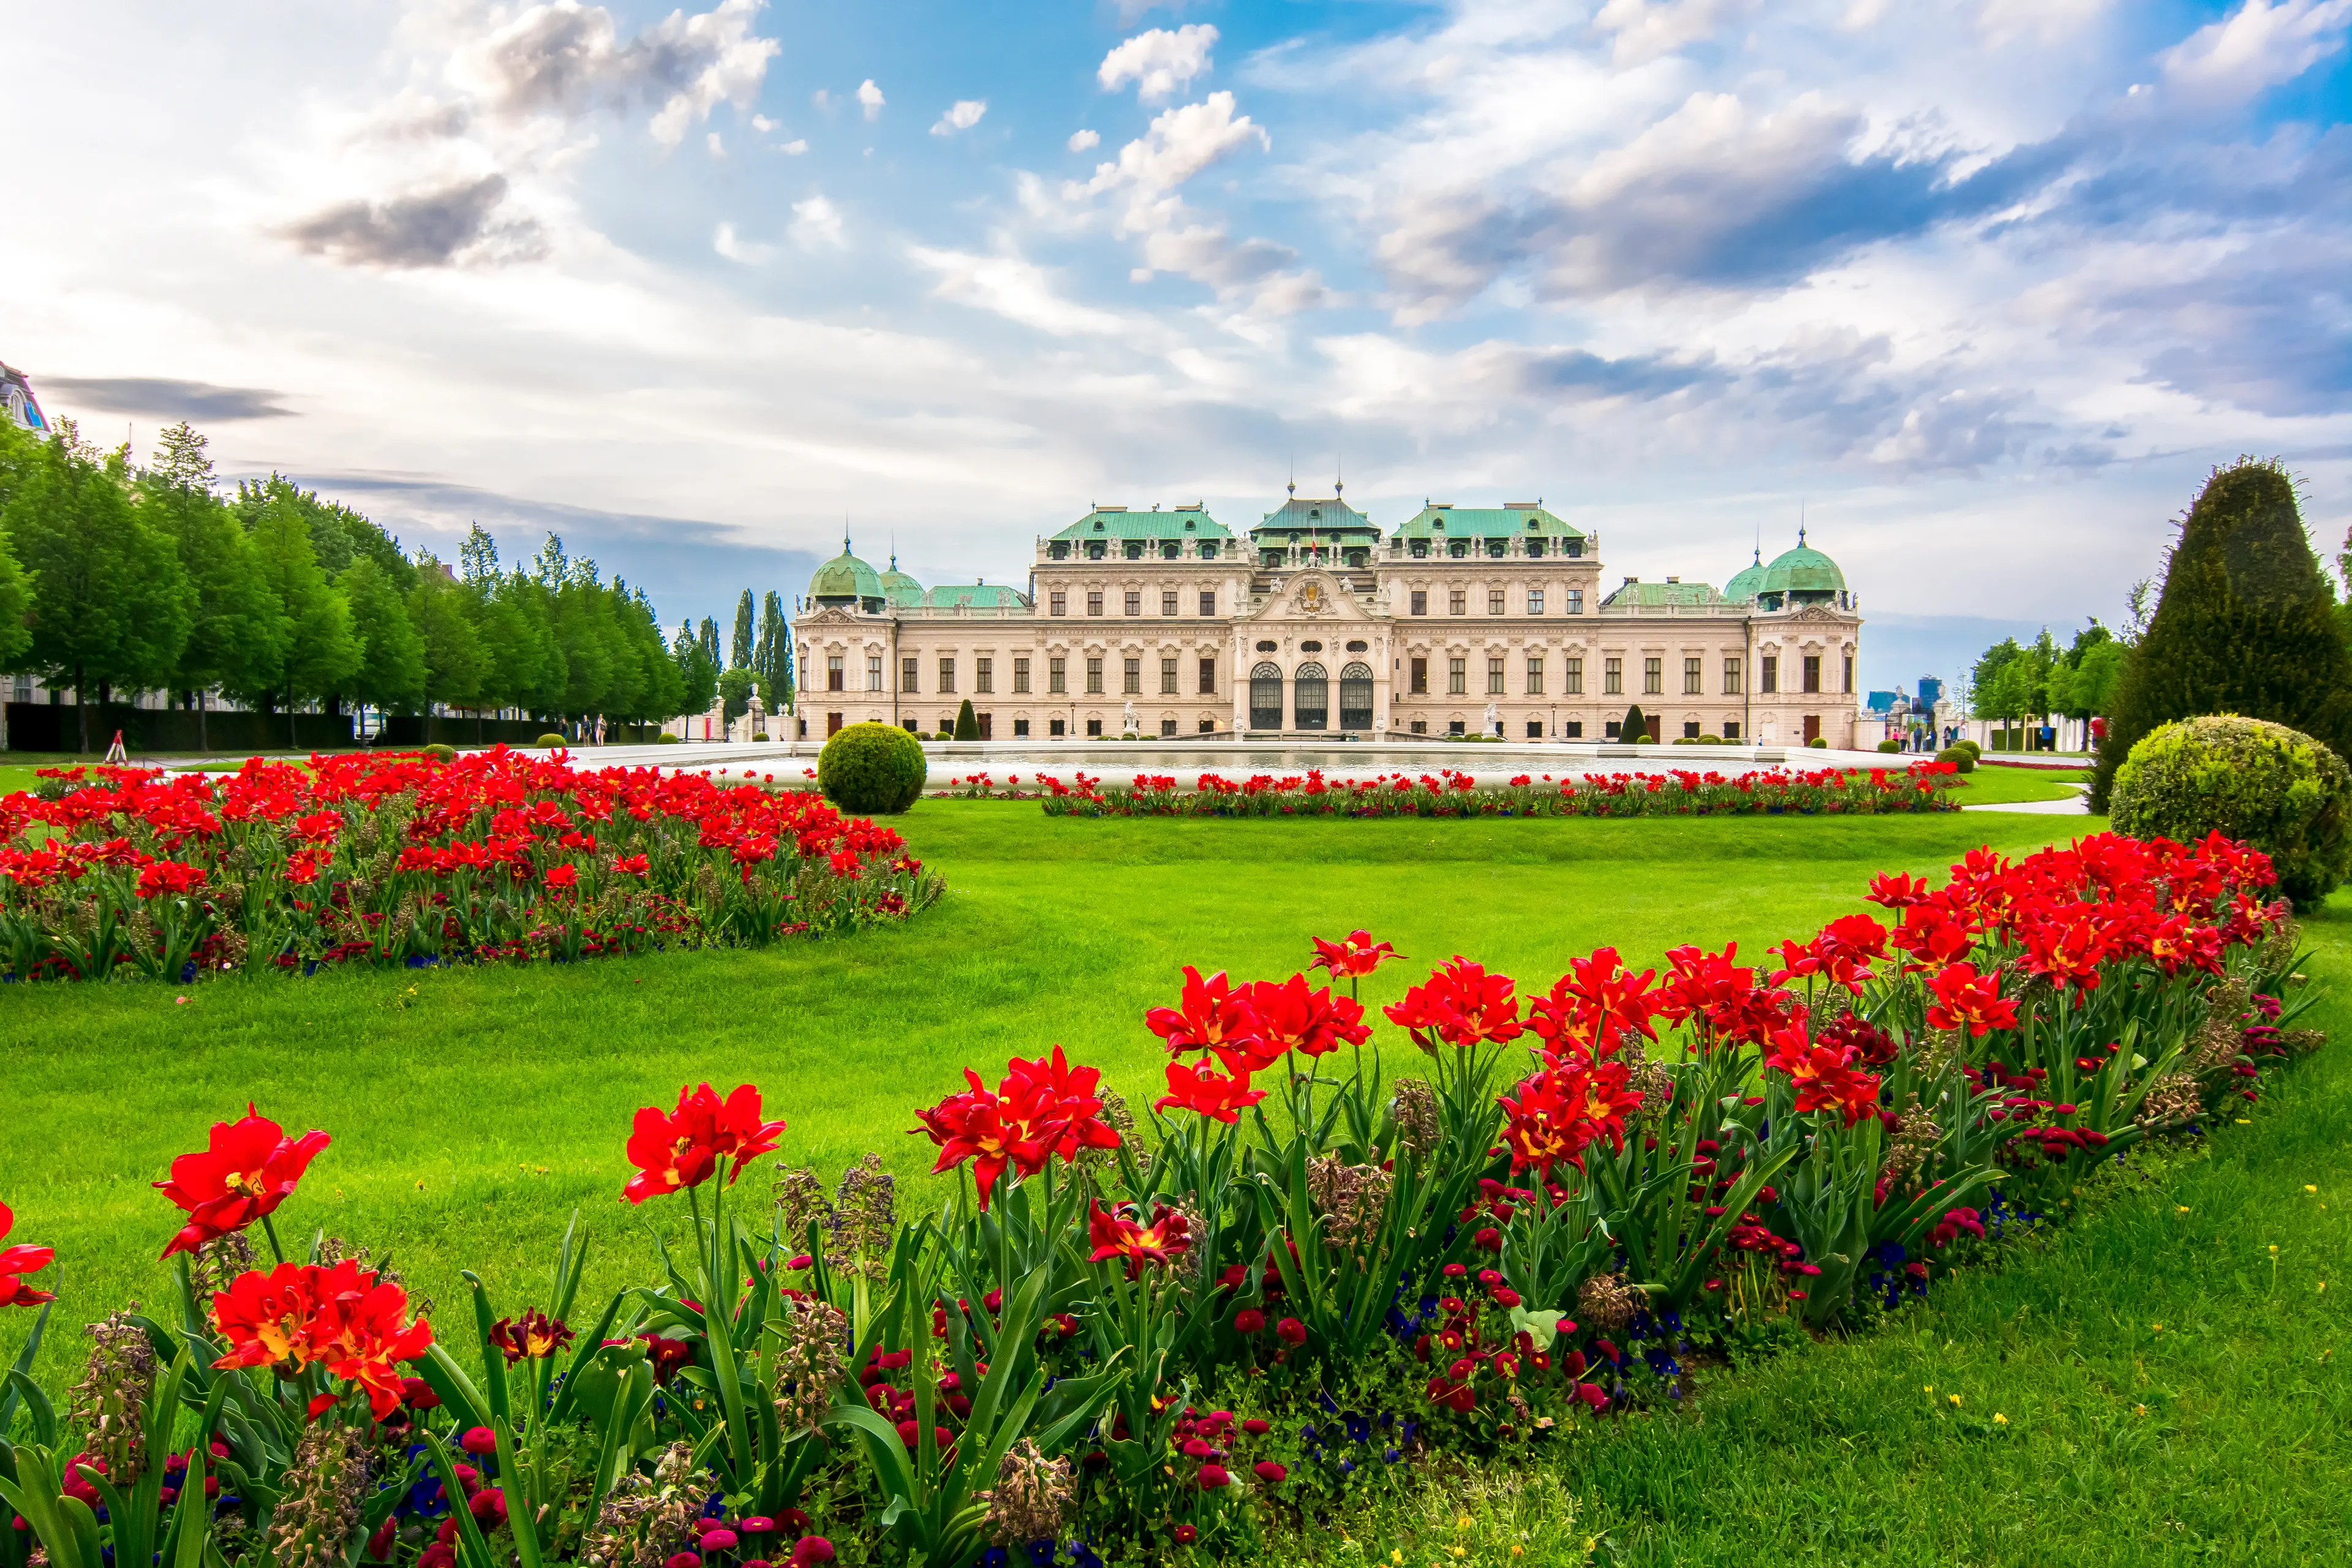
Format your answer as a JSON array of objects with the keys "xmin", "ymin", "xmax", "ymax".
[
  {"xmin": 1956, "ymin": 738, "xmax": 1982, "ymax": 760},
  {"xmin": 1807, "ymin": 736, "xmax": 1829, "ymax": 748},
  {"xmin": 657, "ymin": 731, "xmax": 679, "ymax": 744},
  {"xmin": 535, "ymin": 732, "xmax": 567, "ymax": 748},
  {"xmin": 422, "ymin": 742, "xmax": 457, "ymax": 763},
  {"xmin": 1878, "ymin": 739, "xmax": 1902, "ymax": 753},
  {"xmin": 1936, "ymin": 745, "xmax": 1976, "ymax": 774},
  {"xmin": 818, "ymin": 722, "xmax": 928, "ymax": 815},
  {"xmin": 2111, "ymin": 715, "xmax": 2352, "ymax": 907}
]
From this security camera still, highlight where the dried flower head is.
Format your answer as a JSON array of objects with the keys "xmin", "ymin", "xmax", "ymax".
[
  {"xmin": 772, "ymin": 1164, "xmax": 834, "ymax": 1247},
  {"xmin": 266, "ymin": 1420, "xmax": 370, "ymax": 1568},
  {"xmin": 832, "ymin": 1154, "xmax": 897, "ymax": 1280},
  {"xmin": 1306, "ymin": 1155, "xmax": 1392, "ymax": 1252},
  {"xmin": 1390, "ymin": 1077, "xmax": 1439, "ymax": 1156},
  {"xmin": 1879, "ymin": 1094, "xmax": 1942, "ymax": 1194},
  {"xmin": 771, "ymin": 1297, "xmax": 849, "ymax": 1434},
  {"xmin": 70, "ymin": 1308, "xmax": 156, "ymax": 1483},
  {"xmin": 583, "ymin": 1442, "xmax": 701, "ymax": 1568},
  {"xmin": 1575, "ymin": 1272, "xmax": 1643, "ymax": 1334},
  {"xmin": 2136, "ymin": 1073, "xmax": 2204, "ymax": 1131},
  {"xmin": 978, "ymin": 1439, "xmax": 1074, "ymax": 1546}
]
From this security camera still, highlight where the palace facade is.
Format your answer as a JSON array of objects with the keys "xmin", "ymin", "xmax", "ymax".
[{"xmin": 791, "ymin": 490, "xmax": 1862, "ymax": 745}]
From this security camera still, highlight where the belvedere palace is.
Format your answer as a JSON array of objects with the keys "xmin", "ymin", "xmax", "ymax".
[{"xmin": 791, "ymin": 489, "xmax": 1861, "ymax": 747}]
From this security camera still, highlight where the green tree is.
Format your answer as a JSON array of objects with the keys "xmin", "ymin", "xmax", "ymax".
[
  {"xmin": 242, "ymin": 491, "xmax": 360, "ymax": 718},
  {"xmin": 954, "ymin": 698, "xmax": 979, "ymax": 741},
  {"xmin": 717, "ymin": 666, "xmax": 754, "ymax": 728},
  {"xmin": 141, "ymin": 425, "xmax": 285, "ymax": 749},
  {"xmin": 731, "ymin": 589, "xmax": 755, "ymax": 671},
  {"xmin": 698, "ymin": 616, "xmax": 720, "ymax": 672},
  {"xmin": 673, "ymin": 619, "xmax": 718, "ymax": 723},
  {"xmin": 409, "ymin": 557, "xmax": 488, "ymax": 717},
  {"xmin": 5, "ymin": 431, "xmax": 192, "ymax": 752},
  {"xmin": 0, "ymin": 418, "xmax": 43, "ymax": 674},
  {"xmin": 1620, "ymin": 703, "xmax": 1648, "ymax": 742},
  {"xmin": 341, "ymin": 557, "xmax": 427, "ymax": 716},
  {"xmin": 233, "ymin": 475, "xmax": 414, "ymax": 590},
  {"xmin": 2092, "ymin": 458, "xmax": 2352, "ymax": 809}
]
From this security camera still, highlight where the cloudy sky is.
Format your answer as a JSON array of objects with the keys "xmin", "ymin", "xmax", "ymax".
[{"xmin": 6, "ymin": 0, "xmax": 2348, "ymax": 690}]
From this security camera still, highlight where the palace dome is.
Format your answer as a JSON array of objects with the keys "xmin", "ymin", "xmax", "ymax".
[
  {"xmin": 1760, "ymin": 536, "xmax": 1846, "ymax": 598},
  {"xmin": 809, "ymin": 540, "xmax": 884, "ymax": 608},
  {"xmin": 878, "ymin": 555, "xmax": 924, "ymax": 607},
  {"xmin": 1722, "ymin": 548, "xmax": 1768, "ymax": 603}
]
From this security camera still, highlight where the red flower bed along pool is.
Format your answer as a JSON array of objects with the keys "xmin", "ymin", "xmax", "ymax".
[
  {"xmin": 990, "ymin": 760, "xmax": 1963, "ymax": 816},
  {"xmin": 0, "ymin": 749, "xmax": 941, "ymax": 981},
  {"xmin": 0, "ymin": 831, "xmax": 2320, "ymax": 1568}
]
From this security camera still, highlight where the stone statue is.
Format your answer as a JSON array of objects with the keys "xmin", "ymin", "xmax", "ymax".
[
  {"xmin": 1122, "ymin": 701, "xmax": 1139, "ymax": 737},
  {"xmin": 748, "ymin": 693, "xmax": 766, "ymax": 739},
  {"xmin": 1482, "ymin": 700, "xmax": 1499, "ymax": 736}
]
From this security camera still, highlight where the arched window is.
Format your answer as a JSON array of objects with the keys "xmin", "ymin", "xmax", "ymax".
[
  {"xmin": 1339, "ymin": 662, "xmax": 1373, "ymax": 731},
  {"xmin": 1294, "ymin": 662, "xmax": 1329, "ymax": 729},
  {"xmin": 1250, "ymin": 663, "xmax": 1284, "ymax": 730}
]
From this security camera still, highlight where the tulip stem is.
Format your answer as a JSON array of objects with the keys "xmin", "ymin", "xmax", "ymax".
[{"xmin": 259, "ymin": 1213, "xmax": 286, "ymax": 1266}]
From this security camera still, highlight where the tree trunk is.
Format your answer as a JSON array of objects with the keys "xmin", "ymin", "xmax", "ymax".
[
  {"xmin": 75, "ymin": 665, "xmax": 89, "ymax": 755},
  {"xmin": 197, "ymin": 688, "xmax": 208, "ymax": 752}
]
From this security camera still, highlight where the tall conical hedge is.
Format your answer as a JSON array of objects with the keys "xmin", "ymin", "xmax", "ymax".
[
  {"xmin": 2090, "ymin": 458, "xmax": 2352, "ymax": 811},
  {"xmin": 954, "ymin": 698, "xmax": 979, "ymax": 741},
  {"xmin": 1622, "ymin": 703, "xmax": 1649, "ymax": 743}
]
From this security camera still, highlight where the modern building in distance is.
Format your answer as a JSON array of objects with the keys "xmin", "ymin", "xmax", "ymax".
[{"xmin": 792, "ymin": 487, "xmax": 1862, "ymax": 745}]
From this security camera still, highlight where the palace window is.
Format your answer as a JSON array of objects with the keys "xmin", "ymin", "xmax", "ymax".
[
  {"xmin": 1013, "ymin": 657, "xmax": 1031, "ymax": 694},
  {"xmin": 1485, "ymin": 538, "xmax": 1506, "ymax": 559},
  {"xmin": 1340, "ymin": 662, "xmax": 1373, "ymax": 730},
  {"xmin": 1566, "ymin": 589, "xmax": 1583, "ymax": 615},
  {"xmin": 1162, "ymin": 590, "xmax": 1178, "ymax": 616},
  {"xmin": 1050, "ymin": 718, "xmax": 1066, "ymax": 736},
  {"xmin": 1410, "ymin": 539, "xmax": 1428, "ymax": 559},
  {"xmin": 1723, "ymin": 658, "xmax": 1741, "ymax": 695},
  {"xmin": 1086, "ymin": 541, "xmax": 1106, "ymax": 560},
  {"xmin": 1013, "ymin": 718, "xmax": 1030, "ymax": 737},
  {"xmin": 1250, "ymin": 663, "xmax": 1283, "ymax": 729},
  {"xmin": 1049, "ymin": 541, "xmax": 1069, "ymax": 560},
  {"xmin": 938, "ymin": 658, "xmax": 956, "ymax": 694},
  {"xmin": 1487, "ymin": 656, "xmax": 1506, "ymax": 695},
  {"xmin": 1449, "ymin": 540, "xmax": 1468, "ymax": 559},
  {"xmin": 1295, "ymin": 663, "xmax": 1329, "ymax": 729},
  {"xmin": 1448, "ymin": 656, "xmax": 1467, "ymax": 695},
  {"xmin": 1160, "ymin": 656, "xmax": 1178, "ymax": 694},
  {"xmin": 1525, "ymin": 656, "xmax": 1544, "ymax": 695},
  {"xmin": 1123, "ymin": 656, "xmax": 1141, "ymax": 695},
  {"xmin": 867, "ymin": 654, "xmax": 883, "ymax": 691},
  {"xmin": 1527, "ymin": 720, "xmax": 1544, "ymax": 738},
  {"xmin": 1411, "ymin": 656, "xmax": 1428, "ymax": 695},
  {"xmin": 1643, "ymin": 657, "xmax": 1662, "ymax": 696},
  {"xmin": 1488, "ymin": 589, "xmax": 1506, "ymax": 615},
  {"xmin": 1199, "ymin": 590, "xmax": 1216, "ymax": 616},
  {"xmin": 1088, "ymin": 718, "xmax": 1104, "ymax": 737},
  {"xmin": 1087, "ymin": 590, "xmax": 1103, "ymax": 616},
  {"xmin": 1803, "ymin": 655, "xmax": 1822, "ymax": 694},
  {"xmin": 826, "ymin": 654, "xmax": 843, "ymax": 692},
  {"xmin": 1567, "ymin": 540, "xmax": 1583, "ymax": 559},
  {"xmin": 1527, "ymin": 538, "xmax": 1546, "ymax": 559},
  {"xmin": 1411, "ymin": 720, "xmax": 1428, "ymax": 734},
  {"xmin": 1087, "ymin": 656, "xmax": 1104, "ymax": 694},
  {"xmin": 1125, "ymin": 590, "xmax": 1142, "ymax": 616},
  {"xmin": 1564, "ymin": 720, "xmax": 1583, "ymax": 737},
  {"xmin": 1049, "ymin": 656, "xmax": 1067, "ymax": 695},
  {"xmin": 1411, "ymin": 590, "xmax": 1428, "ymax": 616},
  {"xmin": 1449, "ymin": 589, "xmax": 1467, "ymax": 616},
  {"xmin": 1604, "ymin": 657, "xmax": 1623, "ymax": 695},
  {"xmin": 1842, "ymin": 653, "xmax": 1854, "ymax": 693},
  {"xmin": 1684, "ymin": 657, "xmax": 1702, "ymax": 695},
  {"xmin": 1123, "ymin": 541, "xmax": 1142, "ymax": 560},
  {"xmin": 975, "ymin": 657, "xmax": 992, "ymax": 695},
  {"xmin": 1163, "ymin": 544, "xmax": 1180, "ymax": 561},
  {"xmin": 1566, "ymin": 656, "xmax": 1583, "ymax": 695},
  {"xmin": 902, "ymin": 657, "xmax": 919, "ymax": 692},
  {"xmin": 1724, "ymin": 720, "xmax": 1741, "ymax": 740},
  {"xmin": 1684, "ymin": 721, "xmax": 1701, "ymax": 739},
  {"xmin": 1528, "ymin": 589, "xmax": 1544, "ymax": 615},
  {"xmin": 1760, "ymin": 656, "xmax": 1778, "ymax": 693},
  {"xmin": 1049, "ymin": 591, "xmax": 1067, "ymax": 616},
  {"xmin": 1199, "ymin": 657, "xmax": 1216, "ymax": 694}
]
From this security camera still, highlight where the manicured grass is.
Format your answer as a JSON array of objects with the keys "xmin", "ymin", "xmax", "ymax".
[
  {"xmin": 4, "ymin": 799, "xmax": 2342, "ymax": 1566},
  {"xmin": 1946, "ymin": 766, "xmax": 2088, "ymax": 805}
]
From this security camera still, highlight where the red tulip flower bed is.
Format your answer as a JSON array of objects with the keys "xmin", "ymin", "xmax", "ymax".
[
  {"xmin": 1023, "ymin": 761, "xmax": 1960, "ymax": 817},
  {"xmin": 0, "ymin": 831, "xmax": 2323, "ymax": 1567},
  {"xmin": 0, "ymin": 748, "xmax": 942, "ymax": 982}
]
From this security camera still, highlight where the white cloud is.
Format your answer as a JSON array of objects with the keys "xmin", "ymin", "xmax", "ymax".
[
  {"xmin": 1068, "ymin": 128, "xmax": 1101, "ymax": 151},
  {"xmin": 911, "ymin": 246, "xmax": 1128, "ymax": 335},
  {"xmin": 447, "ymin": 0, "xmax": 780, "ymax": 149},
  {"xmin": 811, "ymin": 88, "xmax": 830, "ymax": 109},
  {"xmin": 779, "ymin": 137, "xmax": 807, "ymax": 154},
  {"xmin": 791, "ymin": 193, "xmax": 845, "ymax": 249},
  {"xmin": 1097, "ymin": 24, "xmax": 1218, "ymax": 102},
  {"xmin": 706, "ymin": 130, "xmax": 725, "ymax": 156},
  {"xmin": 1593, "ymin": 0, "xmax": 1757, "ymax": 67},
  {"xmin": 856, "ymin": 78, "xmax": 884, "ymax": 120},
  {"xmin": 712, "ymin": 221, "xmax": 774, "ymax": 263},
  {"xmin": 1072, "ymin": 92, "xmax": 1268, "ymax": 214},
  {"xmin": 1977, "ymin": 0, "xmax": 2110, "ymax": 47},
  {"xmin": 931, "ymin": 99, "xmax": 987, "ymax": 137},
  {"xmin": 752, "ymin": 113, "xmax": 777, "ymax": 132},
  {"xmin": 2160, "ymin": 0, "xmax": 2352, "ymax": 101}
]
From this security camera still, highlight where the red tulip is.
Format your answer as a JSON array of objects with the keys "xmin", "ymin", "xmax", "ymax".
[
  {"xmin": 1309, "ymin": 930, "xmax": 1397, "ymax": 979},
  {"xmin": 1087, "ymin": 1200, "xmax": 1191, "ymax": 1279},
  {"xmin": 1925, "ymin": 962, "xmax": 2018, "ymax": 1037},
  {"xmin": 209, "ymin": 1259, "xmax": 434, "ymax": 1419},
  {"xmin": 1241, "ymin": 974, "xmax": 1371, "ymax": 1062},
  {"xmin": 1152, "ymin": 1052, "xmax": 1267, "ymax": 1123},
  {"xmin": 1145, "ymin": 966, "xmax": 1267, "ymax": 1060},
  {"xmin": 622, "ymin": 1084, "xmax": 786, "ymax": 1204},
  {"xmin": 0, "ymin": 1199, "xmax": 55, "ymax": 1309},
  {"xmin": 154, "ymin": 1105, "xmax": 332, "ymax": 1259},
  {"xmin": 911, "ymin": 1046, "xmax": 1120, "ymax": 1211},
  {"xmin": 1385, "ymin": 958, "xmax": 1522, "ymax": 1052}
]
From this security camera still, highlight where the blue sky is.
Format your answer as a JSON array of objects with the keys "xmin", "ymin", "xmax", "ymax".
[{"xmin": 6, "ymin": 0, "xmax": 2348, "ymax": 693}]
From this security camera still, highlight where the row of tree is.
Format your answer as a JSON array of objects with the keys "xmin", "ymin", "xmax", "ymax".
[
  {"xmin": 0, "ymin": 416, "xmax": 733, "ymax": 752},
  {"xmin": 1966, "ymin": 623, "xmax": 2127, "ymax": 739}
]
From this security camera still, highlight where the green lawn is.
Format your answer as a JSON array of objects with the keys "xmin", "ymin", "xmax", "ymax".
[
  {"xmin": 2, "ymin": 800, "xmax": 2342, "ymax": 1565},
  {"xmin": 1946, "ymin": 765, "xmax": 2089, "ymax": 805}
]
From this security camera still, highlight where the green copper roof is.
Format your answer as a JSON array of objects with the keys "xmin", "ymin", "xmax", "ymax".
[
  {"xmin": 1722, "ymin": 549, "xmax": 1767, "ymax": 602},
  {"xmin": 1761, "ymin": 537, "xmax": 1846, "ymax": 595},
  {"xmin": 809, "ymin": 543, "xmax": 883, "ymax": 603},
  {"xmin": 1602, "ymin": 578, "xmax": 1722, "ymax": 609},
  {"xmin": 923, "ymin": 584, "xmax": 1030, "ymax": 609},
  {"xmin": 1049, "ymin": 505, "xmax": 1234, "ymax": 542},
  {"xmin": 1391, "ymin": 503, "xmax": 1585, "ymax": 540},
  {"xmin": 880, "ymin": 556, "xmax": 924, "ymax": 607},
  {"xmin": 1255, "ymin": 495, "xmax": 1379, "ymax": 539}
]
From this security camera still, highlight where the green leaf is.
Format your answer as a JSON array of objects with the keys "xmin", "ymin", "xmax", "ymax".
[{"xmin": 5, "ymin": 1371, "xmax": 56, "ymax": 1448}]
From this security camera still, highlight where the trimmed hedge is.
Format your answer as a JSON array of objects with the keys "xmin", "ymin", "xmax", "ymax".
[
  {"xmin": 2111, "ymin": 714, "xmax": 2352, "ymax": 907},
  {"xmin": 818, "ymin": 721, "xmax": 929, "ymax": 815},
  {"xmin": 535, "ymin": 733, "xmax": 567, "ymax": 748},
  {"xmin": 1936, "ymin": 745, "xmax": 1977, "ymax": 774}
]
